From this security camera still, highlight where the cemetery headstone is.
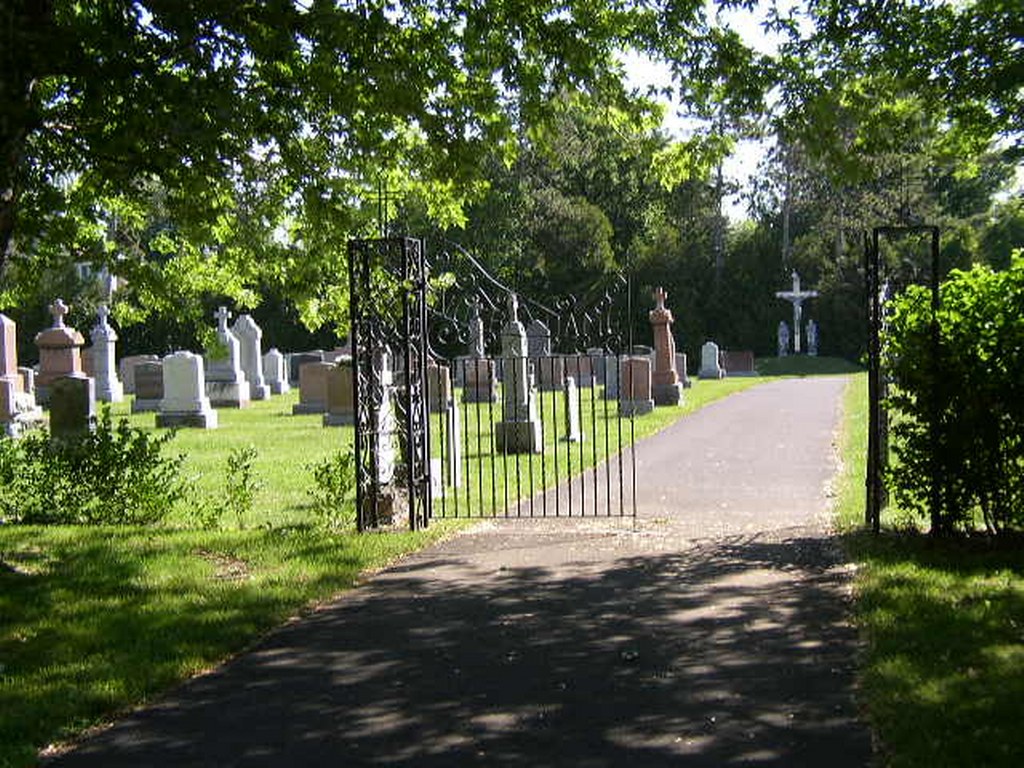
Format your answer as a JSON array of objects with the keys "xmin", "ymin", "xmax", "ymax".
[
  {"xmin": 49, "ymin": 375, "xmax": 96, "ymax": 437},
  {"xmin": 775, "ymin": 270, "xmax": 818, "ymax": 354},
  {"xmin": 34, "ymin": 299, "xmax": 85, "ymax": 405},
  {"xmin": 89, "ymin": 306, "xmax": 124, "ymax": 402},
  {"xmin": 698, "ymin": 341, "xmax": 726, "ymax": 379},
  {"xmin": 494, "ymin": 294, "xmax": 542, "ymax": 453},
  {"xmin": 119, "ymin": 354, "xmax": 160, "ymax": 394},
  {"xmin": 426, "ymin": 360, "xmax": 452, "ymax": 414},
  {"xmin": 131, "ymin": 361, "xmax": 164, "ymax": 413},
  {"xmin": 527, "ymin": 318, "xmax": 565, "ymax": 391},
  {"xmin": 565, "ymin": 354, "xmax": 595, "ymax": 388},
  {"xmin": 288, "ymin": 350, "xmax": 324, "ymax": 385},
  {"xmin": 426, "ymin": 360, "xmax": 462, "ymax": 490},
  {"xmin": 535, "ymin": 355, "xmax": 565, "ymax": 392},
  {"xmin": 526, "ymin": 318, "xmax": 551, "ymax": 358},
  {"xmin": 648, "ymin": 286, "xmax": 684, "ymax": 406},
  {"xmin": 777, "ymin": 320, "xmax": 790, "ymax": 357},
  {"xmin": 587, "ymin": 347, "xmax": 607, "ymax": 382},
  {"xmin": 468, "ymin": 297, "xmax": 485, "ymax": 359},
  {"xmin": 232, "ymin": 314, "xmax": 270, "ymax": 400},
  {"xmin": 18, "ymin": 367, "xmax": 34, "ymax": 396},
  {"xmin": 602, "ymin": 354, "xmax": 621, "ymax": 399},
  {"xmin": 721, "ymin": 350, "xmax": 757, "ymax": 377},
  {"xmin": 460, "ymin": 357, "xmax": 498, "ymax": 403},
  {"xmin": 205, "ymin": 306, "xmax": 250, "ymax": 408},
  {"xmin": 563, "ymin": 375, "xmax": 582, "ymax": 443},
  {"xmin": 618, "ymin": 356, "xmax": 654, "ymax": 416},
  {"xmin": 157, "ymin": 351, "xmax": 218, "ymax": 429},
  {"xmin": 262, "ymin": 348, "xmax": 290, "ymax": 394},
  {"xmin": 323, "ymin": 360, "xmax": 356, "ymax": 426},
  {"xmin": 293, "ymin": 361, "xmax": 333, "ymax": 414},
  {"xmin": 1, "ymin": 313, "xmax": 18, "ymax": 387},
  {"xmin": 676, "ymin": 352, "xmax": 692, "ymax": 388},
  {"xmin": 0, "ymin": 315, "xmax": 43, "ymax": 435}
]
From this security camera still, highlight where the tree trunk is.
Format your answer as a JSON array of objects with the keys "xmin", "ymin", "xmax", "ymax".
[{"xmin": 1, "ymin": 0, "xmax": 57, "ymax": 276}]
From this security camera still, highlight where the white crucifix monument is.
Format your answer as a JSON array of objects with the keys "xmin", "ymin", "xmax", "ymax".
[{"xmin": 775, "ymin": 271, "xmax": 819, "ymax": 354}]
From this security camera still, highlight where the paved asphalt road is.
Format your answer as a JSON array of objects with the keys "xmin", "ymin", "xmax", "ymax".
[{"xmin": 46, "ymin": 376, "xmax": 874, "ymax": 767}]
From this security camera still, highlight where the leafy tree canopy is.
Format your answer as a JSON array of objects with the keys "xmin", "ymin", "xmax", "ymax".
[{"xmin": 3, "ymin": 0, "xmax": 732, "ymax": 334}]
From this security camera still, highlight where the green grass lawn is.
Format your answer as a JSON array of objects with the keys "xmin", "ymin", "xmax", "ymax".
[
  {"xmin": 835, "ymin": 374, "xmax": 1024, "ymax": 768},
  {"xmin": 0, "ymin": 375, "xmax": 763, "ymax": 767}
]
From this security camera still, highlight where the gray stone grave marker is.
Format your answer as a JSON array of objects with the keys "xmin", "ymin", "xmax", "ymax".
[
  {"xmin": 698, "ymin": 341, "xmax": 725, "ymax": 379},
  {"xmin": 293, "ymin": 361, "xmax": 332, "ymax": 414},
  {"xmin": 494, "ymin": 294, "xmax": 541, "ymax": 453},
  {"xmin": 262, "ymin": 348, "xmax": 290, "ymax": 394},
  {"xmin": 157, "ymin": 351, "xmax": 218, "ymax": 429},
  {"xmin": 49, "ymin": 375, "xmax": 96, "ymax": 437},
  {"xmin": 205, "ymin": 306, "xmax": 250, "ymax": 407},
  {"xmin": 89, "ymin": 305, "xmax": 124, "ymax": 402},
  {"xmin": 618, "ymin": 356, "xmax": 654, "ymax": 416},
  {"xmin": 131, "ymin": 361, "xmax": 164, "ymax": 413},
  {"xmin": 232, "ymin": 314, "xmax": 270, "ymax": 400}
]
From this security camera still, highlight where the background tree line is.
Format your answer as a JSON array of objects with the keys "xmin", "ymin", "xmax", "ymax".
[{"xmin": 1, "ymin": 1, "xmax": 1020, "ymax": 366}]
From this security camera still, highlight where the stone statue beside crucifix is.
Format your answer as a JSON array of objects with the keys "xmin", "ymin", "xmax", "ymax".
[{"xmin": 775, "ymin": 271, "xmax": 819, "ymax": 354}]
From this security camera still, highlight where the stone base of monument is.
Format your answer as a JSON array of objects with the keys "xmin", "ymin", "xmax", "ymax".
[
  {"xmin": 1, "ymin": 380, "xmax": 44, "ymax": 437},
  {"xmin": 268, "ymin": 380, "xmax": 290, "ymax": 395},
  {"xmin": 653, "ymin": 382, "xmax": 684, "ymax": 406},
  {"xmin": 206, "ymin": 380, "xmax": 251, "ymax": 408},
  {"xmin": 95, "ymin": 381, "xmax": 124, "ymax": 403},
  {"xmin": 698, "ymin": 366, "xmax": 726, "ymax": 380},
  {"xmin": 131, "ymin": 397, "xmax": 161, "ymax": 413},
  {"xmin": 323, "ymin": 410, "xmax": 355, "ymax": 427},
  {"xmin": 619, "ymin": 398, "xmax": 654, "ymax": 417},
  {"xmin": 494, "ymin": 419, "xmax": 542, "ymax": 453},
  {"xmin": 462, "ymin": 384, "xmax": 498, "ymax": 403},
  {"xmin": 292, "ymin": 400, "xmax": 326, "ymax": 415},
  {"xmin": 249, "ymin": 383, "xmax": 271, "ymax": 401},
  {"xmin": 157, "ymin": 409, "xmax": 218, "ymax": 429}
]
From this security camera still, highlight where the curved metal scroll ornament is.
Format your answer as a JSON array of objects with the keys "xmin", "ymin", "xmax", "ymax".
[{"xmin": 424, "ymin": 239, "xmax": 632, "ymax": 359}]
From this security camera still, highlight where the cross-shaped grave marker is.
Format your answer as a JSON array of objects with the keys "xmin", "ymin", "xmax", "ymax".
[
  {"xmin": 775, "ymin": 271, "xmax": 818, "ymax": 354},
  {"xmin": 49, "ymin": 298, "xmax": 70, "ymax": 328},
  {"xmin": 214, "ymin": 305, "xmax": 232, "ymax": 331}
]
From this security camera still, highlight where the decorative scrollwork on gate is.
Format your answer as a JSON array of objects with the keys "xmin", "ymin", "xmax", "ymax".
[{"xmin": 348, "ymin": 237, "xmax": 430, "ymax": 532}]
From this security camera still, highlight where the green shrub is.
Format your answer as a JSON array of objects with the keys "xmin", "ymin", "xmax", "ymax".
[
  {"xmin": 0, "ymin": 408, "xmax": 186, "ymax": 525},
  {"xmin": 307, "ymin": 447, "xmax": 356, "ymax": 530},
  {"xmin": 884, "ymin": 253, "xmax": 1024, "ymax": 535},
  {"xmin": 224, "ymin": 445, "xmax": 263, "ymax": 530}
]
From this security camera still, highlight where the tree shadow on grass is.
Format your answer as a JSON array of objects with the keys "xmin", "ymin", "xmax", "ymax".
[
  {"xmin": 842, "ymin": 530, "xmax": 1024, "ymax": 768},
  {"xmin": 46, "ymin": 529, "xmax": 873, "ymax": 767}
]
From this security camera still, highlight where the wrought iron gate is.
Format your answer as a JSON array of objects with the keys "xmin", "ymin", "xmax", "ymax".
[
  {"xmin": 350, "ymin": 237, "xmax": 639, "ymax": 530},
  {"xmin": 349, "ymin": 237, "xmax": 430, "ymax": 531},
  {"xmin": 421, "ymin": 242, "xmax": 638, "ymax": 522},
  {"xmin": 864, "ymin": 225, "xmax": 941, "ymax": 533}
]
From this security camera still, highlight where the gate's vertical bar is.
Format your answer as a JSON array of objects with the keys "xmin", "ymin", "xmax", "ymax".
[
  {"xmin": 349, "ymin": 240, "xmax": 367, "ymax": 532},
  {"xmin": 627, "ymin": 269, "xmax": 637, "ymax": 522},
  {"xmin": 928, "ymin": 226, "xmax": 942, "ymax": 533},
  {"xmin": 866, "ymin": 229, "xmax": 882, "ymax": 533},
  {"xmin": 407, "ymin": 237, "xmax": 431, "ymax": 530}
]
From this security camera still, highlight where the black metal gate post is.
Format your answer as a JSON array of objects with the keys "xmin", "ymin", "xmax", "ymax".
[
  {"xmin": 349, "ymin": 237, "xmax": 431, "ymax": 532},
  {"xmin": 865, "ymin": 225, "xmax": 941, "ymax": 533}
]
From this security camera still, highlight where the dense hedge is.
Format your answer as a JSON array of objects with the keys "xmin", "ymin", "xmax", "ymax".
[{"xmin": 884, "ymin": 254, "xmax": 1024, "ymax": 535}]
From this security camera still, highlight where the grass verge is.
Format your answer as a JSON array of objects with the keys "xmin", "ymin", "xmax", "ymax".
[
  {"xmin": 835, "ymin": 374, "xmax": 1024, "ymax": 768},
  {"xmin": 0, "ymin": 376, "xmax": 764, "ymax": 767}
]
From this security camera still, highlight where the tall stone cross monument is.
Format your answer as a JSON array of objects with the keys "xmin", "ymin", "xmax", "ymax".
[
  {"xmin": 775, "ymin": 271, "xmax": 818, "ymax": 354},
  {"xmin": 649, "ymin": 286, "xmax": 683, "ymax": 406}
]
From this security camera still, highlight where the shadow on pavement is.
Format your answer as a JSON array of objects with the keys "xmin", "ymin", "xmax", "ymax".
[{"xmin": 49, "ymin": 529, "xmax": 872, "ymax": 767}]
